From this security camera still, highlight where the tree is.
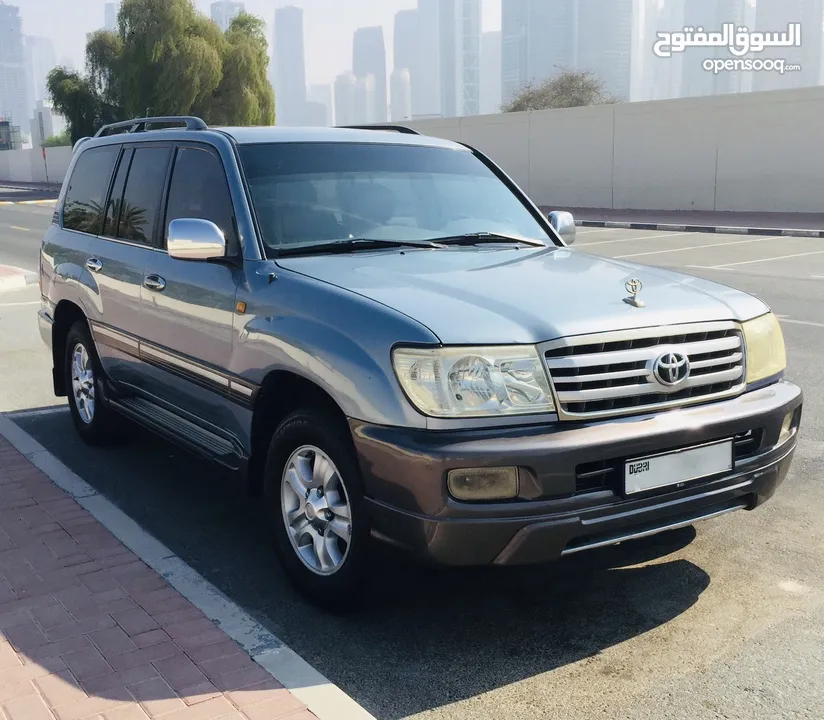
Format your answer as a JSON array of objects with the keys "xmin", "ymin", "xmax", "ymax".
[
  {"xmin": 48, "ymin": 0, "xmax": 274, "ymax": 142},
  {"xmin": 502, "ymin": 69, "xmax": 619, "ymax": 113},
  {"xmin": 42, "ymin": 130, "xmax": 72, "ymax": 147}
]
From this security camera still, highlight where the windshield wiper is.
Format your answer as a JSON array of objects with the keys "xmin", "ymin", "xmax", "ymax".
[
  {"xmin": 431, "ymin": 232, "xmax": 547, "ymax": 248},
  {"xmin": 275, "ymin": 237, "xmax": 447, "ymax": 257}
]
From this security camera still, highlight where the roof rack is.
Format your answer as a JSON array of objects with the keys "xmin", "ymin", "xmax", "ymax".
[
  {"xmin": 95, "ymin": 116, "xmax": 208, "ymax": 138},
  {"xmin": 337, "ymin": 124, "xmax": 420, "ymax": 135}
]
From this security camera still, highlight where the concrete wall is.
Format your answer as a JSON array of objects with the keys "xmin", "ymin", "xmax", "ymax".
[
  {"xmin": 0, "ymin": 146, "xmax": 73, "ymax": 187},
  {"xmin": 407, "ymin": 86, "xmax": 824, "ymax": 214}
]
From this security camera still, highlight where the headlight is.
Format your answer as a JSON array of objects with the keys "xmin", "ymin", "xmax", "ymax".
[
  {"xmin": 392, "ymin": 346, "xmax": 555, "ymax": 418},
  {"xmin": 742, "ymin": 312, "xmax": 786, "ymax": 385}
]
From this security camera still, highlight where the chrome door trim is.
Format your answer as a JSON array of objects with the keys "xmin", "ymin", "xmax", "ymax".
[{"xmin": 89, "ymin": 319, "xmax": 259, "ymax": 408}]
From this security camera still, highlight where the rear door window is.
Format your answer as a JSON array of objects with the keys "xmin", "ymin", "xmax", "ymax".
[
  {"xmin": 63, "ymin": 146, "xmax": 120, "ymax": 234},
  {"xmin": 116, "ymin": 146, "xmax": 173, "ymax": 245}
]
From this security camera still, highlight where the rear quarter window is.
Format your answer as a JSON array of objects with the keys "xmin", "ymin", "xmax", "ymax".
[{"xmin": 63, "ymin": 146, "xmax": 120, "ymax": 235}]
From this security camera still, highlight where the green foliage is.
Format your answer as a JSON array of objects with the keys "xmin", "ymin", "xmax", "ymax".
[
  {"xmin": 47, "ymin": 0, "xmax": 274, "ymax": 142},
  {"xmin": 41, "ymin": 130, "xmax": 72, "ymax": 147},
  {"xmin": 503, "ymin": 69, "xmax": 620, "ymax": 113}
]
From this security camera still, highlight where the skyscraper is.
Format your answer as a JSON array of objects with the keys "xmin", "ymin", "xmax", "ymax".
[
  {"xmin": 0, "ymin": 3, "xmax": 28, "ymax": 125},
  {"xmin": 753, "ymin": 0, "xmax": 822, "ymax": 92},
  {"xmin": 642, "ymin": 0, "xmax": 685, "ymax": 101},
  {"xmin": 104, "ymin": 2, "xmax": 118, "ymax": 32},
  {"xmin": 273, "ymin": 6, "xmax": 307, "ymax": 126},
  {"xmin": 353, "ymin": 26, "xmax": 388, "ymax": 123},
  {"xmin": 679, "ymin": 0, "xmax": 748, "ymax": 98},
  {"xmin": 440, "ymin": 0, "xmax": 482, "ymax": 117},
  {"xmin": 24, "ymin": 36, "xmax": 56, "ymax": 105},
  {"xmin": 391, "ymin": 68, "xmax": 412, "ymax": 121},
  {"xmin": 307, "ymin": 84, "xmax": 334, "ymax": 126},
  {"xmin": 334, "ymin": 72, "xmax": 357, "ymax": 126},
  {"xmin": 481, "ymin": 31, "xmax": 501, "ymax": 114},
  {"xmin": 394, "ymin": 9, "xmax": 419, "ymax": 116},
  {"xmin": 210, "ymin": 1, "xmax": 244, "ymax": 32},
  {"xmin": 354, "ymin": 74, "xmax": 376, "ymax": 125},
  {"xmin": 415, "ymin": 0, "xmax": 441, "ymax": 117},
  {"xmin": 501, "ymin": 0, "xmax": 576, "ymax": 107},
  {"xmin": 576, "ymin": 0, "xmax": 634, "ymax": 102}
]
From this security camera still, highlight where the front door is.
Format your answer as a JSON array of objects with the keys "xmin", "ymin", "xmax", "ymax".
[{"xmin": 138, "ymin": 143, "xmax": 242, "ymax": 433}]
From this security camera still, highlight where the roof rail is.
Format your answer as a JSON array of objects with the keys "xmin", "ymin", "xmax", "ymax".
[
  {"xmin": 337, "ymin": 124, "xmax": 420, "ymax": 135},
  {"xmin": 94, "ymin": 116, "xmax": 208, "ymax": 138}
]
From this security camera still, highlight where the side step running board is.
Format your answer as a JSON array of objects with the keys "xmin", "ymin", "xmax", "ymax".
[{"xmin": 109, "ymin": 396, "xmax": 245, "ymax": 470}]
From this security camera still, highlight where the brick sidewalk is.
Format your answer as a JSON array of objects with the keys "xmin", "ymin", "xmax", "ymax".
[{"xmin": 0, "ymin": 435, "xmax": 315, "ymax": 720}]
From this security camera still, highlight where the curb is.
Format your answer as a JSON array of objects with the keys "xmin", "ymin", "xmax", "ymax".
[
  {"xmin": 0, "ymin": 413, "xmax": 377, "ymax": 720},
  {"xmin": 576, "ymin": 220, "xmax": 824, "ymax": 239},
  {"xmin": 0, "ymin": 266, "xmax": 38, "ymax": 292}
]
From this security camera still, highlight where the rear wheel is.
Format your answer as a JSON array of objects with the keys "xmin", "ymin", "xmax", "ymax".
[
  {"xmin": 264, "ymin": 408, "xmax": 369, "ymax": 611},
  {"xmin": 64, "ymin": 321, "xmax": 124, "ymax": 445}
]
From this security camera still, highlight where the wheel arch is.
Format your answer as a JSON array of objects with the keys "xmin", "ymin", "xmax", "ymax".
[
  {"xmin": 248, "ymin": 370, "xmax": 353, "ymax": 495},
  {"xmin": 51, "ymin": 300, "xmax": 89, "ymax": 396}
]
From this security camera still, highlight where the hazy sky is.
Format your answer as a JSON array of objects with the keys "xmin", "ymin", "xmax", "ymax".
[{"xmin": 18, "ymin": 0, "xmax": 502, "ymax": 87}]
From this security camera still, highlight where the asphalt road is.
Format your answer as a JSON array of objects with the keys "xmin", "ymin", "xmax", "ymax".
[{"xmin": 2, "ymin": 206, "xmax": 823, "ymax": 719}]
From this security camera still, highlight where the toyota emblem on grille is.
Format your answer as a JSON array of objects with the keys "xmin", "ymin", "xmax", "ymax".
[{"xmin": 653, "ymin": 351, "xmax": 690, "ymax": 387}]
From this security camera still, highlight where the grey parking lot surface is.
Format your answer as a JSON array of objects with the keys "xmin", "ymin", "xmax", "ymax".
[{"xmin": 2, "ymin": 206, "xmax": 824, "ymax": 719}]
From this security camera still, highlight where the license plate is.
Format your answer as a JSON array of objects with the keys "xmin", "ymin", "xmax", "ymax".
[{"xmin": 624, "ymin": 439, "xmax": 733, "ymax": 495}]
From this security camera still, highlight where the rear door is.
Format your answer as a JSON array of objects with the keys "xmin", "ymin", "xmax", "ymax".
[
  {"xmin": 86, "ymin": 142, "xmax": 173, "ymax": 389},
  {"xmin": 137, "ymin": 142, "xmax": 242, "ymax": 425}
]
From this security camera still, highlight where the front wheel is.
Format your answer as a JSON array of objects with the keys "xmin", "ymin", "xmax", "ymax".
[{"xmin": 264, "ymin": 408, "xmax": 370, "ymax": 610}]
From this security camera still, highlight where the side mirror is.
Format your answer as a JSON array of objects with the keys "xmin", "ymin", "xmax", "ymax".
[
  {"xmin": 167, "ymin": 218, "xmax": 226, "ymax": 261},
  {"xmin": 548, "ymin": 210, "xmax": 576, "ymax": 245}
]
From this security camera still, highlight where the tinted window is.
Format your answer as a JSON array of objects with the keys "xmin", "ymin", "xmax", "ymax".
[
  {"xmin": 103, "ymin": 148, "xmax": 133, "ymax": 237},
  {"xmin": 237, "ymin": 142, "xmax": 552, "ymax": 256},
  {"xmin": 117, "ymin": 146, "xmax": 172, "ymax": 245},
  {"xmin": 165, "ymin": 147, "xmax": 237, "ymax": 254},
  {"xmin": 63, "ymin": 146, "xmax": 119, "ymax": 234}
]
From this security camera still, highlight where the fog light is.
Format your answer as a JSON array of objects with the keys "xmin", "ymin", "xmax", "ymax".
[
  {"xmin": 779, "ymin": 412, "xmax": 794, "ymax": 442},
  {"xmin": 447, "ymin": 467, "xmax": 519, "ymax": 501}
]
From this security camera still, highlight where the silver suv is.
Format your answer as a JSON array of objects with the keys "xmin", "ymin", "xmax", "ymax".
[{"xmin": 39, "ymin": 116, "xmax": 803, "ymax": 608}]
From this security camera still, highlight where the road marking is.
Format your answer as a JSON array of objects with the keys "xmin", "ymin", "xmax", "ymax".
[
  {"xmin": 0, "ymin": 414, "xmax": 377, "ymax": 720},
  {"xmin": 615, "ymin": 235, "xmax": 778, "ymax": 259},
  {"xmin": 778, "ymin": 317, "xmax": 824, "ymax": 329},
  {"xmin": 6, "ymin": 406, "xmax": 68, "ymax": 418},
  {"xmin": 575, "ymin": 228, "xmax": 611, "ymax": 235},
  {"xmin": 579, "ymin": 231, "xmax": 698, "ymax": 247},
  {"xmin": 703, "ymin": 249, "xmax": 824, "ymax": 268},
  {"xmin": 8, "ymin": 225, "xmax": 32, "ymax": 232},
  {"xmin": 0, "ymin": 301, "xmax": 40, "ymax": 307}
]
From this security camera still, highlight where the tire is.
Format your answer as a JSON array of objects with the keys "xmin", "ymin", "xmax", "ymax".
[
  {"xmin": 64, "ymin": 321, "xmax": 124, "ymax": 445},
  {"xmin": 264, "ymin": 407, "xmax": 370, "ymax": 611}
]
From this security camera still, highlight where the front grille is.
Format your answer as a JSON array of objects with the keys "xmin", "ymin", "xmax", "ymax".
[
  {"xmin": 543, "ymin": 322, "xmax": 746, "ymax": 420},
  {"xmin": 574, "ymin": 428, "xmax": 763, "ymax": 495}
]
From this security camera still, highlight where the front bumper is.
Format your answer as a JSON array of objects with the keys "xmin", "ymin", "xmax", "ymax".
[{"xmin": 351, "ymin": 380, "xmax": 803, "ymax": 566}]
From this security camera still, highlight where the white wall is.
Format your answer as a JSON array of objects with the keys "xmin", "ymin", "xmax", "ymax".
[
  {"xmin": 404, "ymin": 86, "xmax": 824, "ymax": 214},
  {"xmin": 0, "ymin": 146, "xmax": 73, "ymax": 187}
]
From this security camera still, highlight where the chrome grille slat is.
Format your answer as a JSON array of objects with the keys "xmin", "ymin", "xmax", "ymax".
[
  {"xmin": 545, "ymin": 336, "xmax": 741, "ymax": 370},
  {"xmin": 542, "ymin": 322, "xmax": 746, "ymax": 420}
]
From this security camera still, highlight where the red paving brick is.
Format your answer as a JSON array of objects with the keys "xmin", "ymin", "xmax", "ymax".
[{"xmin": 0, "ymin": 436, "xmax": 317, "ymax": 720}]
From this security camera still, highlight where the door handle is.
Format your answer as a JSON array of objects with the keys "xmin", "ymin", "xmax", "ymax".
[
  {"xmin": 85, "ymin": 257, "xmax": 103, "ymax": 273},
  {"xmin": 143, "ymin": 274, "xmax": 167, "ymax": 292}
]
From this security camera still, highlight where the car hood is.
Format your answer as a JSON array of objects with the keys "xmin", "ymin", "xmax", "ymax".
[{"xmin": 276, "ymin": 246, "xmax": 769, "ymax": 345}]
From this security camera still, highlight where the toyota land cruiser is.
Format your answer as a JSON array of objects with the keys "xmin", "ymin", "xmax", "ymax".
[{"xmin": 38, "ymin": 116, "xmax": 802, "ymax": 608}]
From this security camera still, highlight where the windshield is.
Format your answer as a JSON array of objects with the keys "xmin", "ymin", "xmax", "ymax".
[{"xmin": 236, "ymin": 142, "xmax": 554, "ymax": 256}]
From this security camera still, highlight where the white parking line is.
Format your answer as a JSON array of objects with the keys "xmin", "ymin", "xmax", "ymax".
[
  {"xmin": 6, "ymin": 406, "xmax": 68, "ymax": 418},
  {"xmin": 579, "ymin": 231, "xmax": 698, "ymax": 247},
  {"xmin": 0, "ymin": 300, "xmax": 40, "ymax": 307},
  {"xmin": 777, "ymin": 315, "xmax": 824, "ymax": 329},
  {"xmin": 615, "ymin": 235, "xmax": 777, "ymax": 259},
  {"xmin": 702, "ymin": 249, "xmax": 824, "ymax": 269}
]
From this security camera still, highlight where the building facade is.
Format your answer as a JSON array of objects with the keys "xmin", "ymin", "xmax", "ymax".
[
  {"xmin": 481, "ymin": 31, "xmax": 501, "ymax": 114},
  {"xmin": 391, "ymin": 68, "xmax": 412, "ymax": 121},
  {"xmin": 415, "ymin": 0, "xmax": 441, "ymax": 117},
  {"xmin": 0, "ymin": 3, "xmax": 28, "ymax": 127},
  {"xmin": 576, "ymin": 0, "xmax": 634, "ymax": 101},
  {"xmin": 334, "ymin": 72, "xmax": 357, "ymax": 127},
  {"xmin": 353, "ymin": 26, "xmax": 388, "ymax": 123},
  {"xmin": 440, "ymin": 0, "xmax": 481, "ymax": 117},
  {"xmin": 210, "ymin": 1, "xmax": 244, "ymax": 32},
  {"xmin": 24, "ymin": 36, "xmax": 56, "ymax": 106},
  {"xmin": 273, "ymin": 6, "xmax": 307, "ymax": 126}
]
